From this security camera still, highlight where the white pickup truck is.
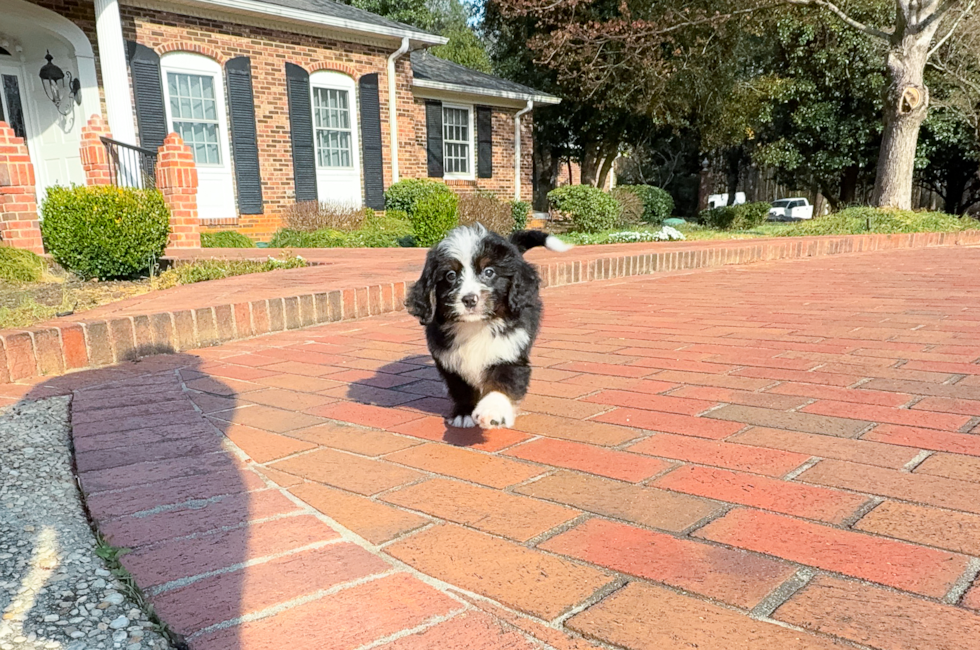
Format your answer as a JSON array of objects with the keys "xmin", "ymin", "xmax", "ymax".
[{"xmin": 768, "ymin": 197, "xmax": 814, "ymax": 221}]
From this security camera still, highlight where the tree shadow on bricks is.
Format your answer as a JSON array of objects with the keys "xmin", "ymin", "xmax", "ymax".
[
  {"xmin": 345, "ymin": 355, "xmax": 497, "ymax": 447},
  {"xmin": 2, "ymin": 352, "xmax": 267, "ymax": 650}
]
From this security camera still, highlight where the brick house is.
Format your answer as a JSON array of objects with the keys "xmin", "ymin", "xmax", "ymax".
[{"xmin": 0, "ymin": 0, "xmax": 559, "ymax": 243}]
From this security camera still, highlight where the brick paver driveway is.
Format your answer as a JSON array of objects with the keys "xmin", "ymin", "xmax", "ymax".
[{"xmin": 61, "ymin": 246, "xmax": 980, "ymax": 649}]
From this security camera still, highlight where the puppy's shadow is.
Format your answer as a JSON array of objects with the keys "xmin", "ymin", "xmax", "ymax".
[{"xmin": 345, "ymin": 356, "xmax": 492, "ymax": 447}]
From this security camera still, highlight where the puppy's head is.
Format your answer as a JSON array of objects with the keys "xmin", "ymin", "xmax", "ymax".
[{"xmin": 406, "ymin": 224, "xmax": 539, "ymax": 325}]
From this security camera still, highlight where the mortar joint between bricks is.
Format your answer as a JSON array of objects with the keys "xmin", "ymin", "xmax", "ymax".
[
  {"xmin": 959, "ymin": 416, "xmax": 980, "ymax": 433},
  {"xmin": 839, "ymin": 496, "xmax": 883, "ymax": 528},
  {"xmin": 945, "ymin": 373, "xmax": 968, "ymax": 385},
  {"xmin": 523, "ymin": 512, "xmax": 593, "ymax": 549},
  {"xmin": 551, "ymin": 577, "xmax": 629, "ymax": 627}
]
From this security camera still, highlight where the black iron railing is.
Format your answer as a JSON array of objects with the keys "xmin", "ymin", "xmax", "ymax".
[{"xmin": 101, "ymin": 136, "xmax": 158, "ymax": 189}]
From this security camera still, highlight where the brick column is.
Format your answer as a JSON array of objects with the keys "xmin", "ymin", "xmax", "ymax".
[
  {"xmin": 0, "ymin": 121, "xmax": 44, "ymax": 254},
  {"xmin": 156, "ymin": 133, "xmax": 201, "ymax": 249},
  {"xmin": 80, "ymin": 114, "xmax": 113, "ymax": 186}
]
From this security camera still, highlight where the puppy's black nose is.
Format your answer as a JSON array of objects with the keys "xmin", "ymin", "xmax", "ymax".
[{"xmin": 461, "ymin": 294, "xmax": 478, "ymax": 309}]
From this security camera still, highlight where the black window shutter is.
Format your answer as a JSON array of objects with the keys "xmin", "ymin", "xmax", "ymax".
[
  {"xmin": 285, "ymin": 62, "xmax": 317, "ymax": 202},
  {"xmin": 358, "ymin": 73, "xmax": 384, "ymax": 210},
  {"xmin": 425, "ymin": 100, "xmax": 444, "ymax": 178},
  {"xmin": 476, "ymin": 106, "xmax": 492, "ymax": 179},
  {"xmin": 126, "ymin": 42, "xmax": 168, "ymax": 152},
  {"xmin": 225, "ymin": 57, "xmax": 263, "ymax": 214}
]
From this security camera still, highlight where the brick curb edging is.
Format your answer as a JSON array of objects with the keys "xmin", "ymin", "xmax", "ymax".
[{"xmin": 2, "ymin": 231, "xmax": 979, "ymax": 385}]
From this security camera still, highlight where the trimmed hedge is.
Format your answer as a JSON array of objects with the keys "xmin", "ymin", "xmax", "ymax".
[
  {"xmin": 700, "ymin": 201, "xmax": 771, "ymax": 230},
  {"xmin": 384, "ymin": 179, "xmax": 456, "ymax": 215},
  {"xmin": 778, "ymin": 207, "xmax": 974, "ymax": 236},
  {"xmin": 548, "ymin": 185, "xmax": 619, "ymax": 233},
  {"xmin": 510, "ymin": 200, "xmax": 530, "ymax": 231},
  {"xmin": 618, "ymin": 185, "xmax": 674, "ymax": 224},
  {"xmin": 269, "ymin": 210, "xmax": 415, "ymax": 248},
  {"xmin": 411, "ymin": 191, "xmax": 459, "ymax": 247},
  {"xmin": 201, "ymin": 230, "xmax": 256, "ymax": 248},
  {"xmin": 40, "ymin": 185, "xmax": 171, "ymax": 280}
]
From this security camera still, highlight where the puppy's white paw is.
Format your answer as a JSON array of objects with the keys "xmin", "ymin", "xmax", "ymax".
[
  {"xmin": 446, "ymin": 414, "xmax": 476, "ymax": 428},
  {"xmin": 472, "ymin": 392, "xmax": 515, "ymax": 429}
]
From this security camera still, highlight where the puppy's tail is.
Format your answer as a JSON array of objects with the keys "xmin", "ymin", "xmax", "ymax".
[{"xmin": 509, "ymin": 230, "xmax": 573, "ymax": 254}]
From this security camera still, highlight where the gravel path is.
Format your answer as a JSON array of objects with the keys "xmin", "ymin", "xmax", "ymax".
[{"xmin": 0, "ymin": 397, "xmax": 172, "ymax": 650}]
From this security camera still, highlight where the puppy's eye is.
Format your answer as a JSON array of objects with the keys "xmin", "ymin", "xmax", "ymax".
[
  {"xmin": 445, "ymin": 270, "xmax": 457, "ymax": 283},
  {"xmin": 482, "ymin": 267, "xmax": 495, "ymax": 279}
]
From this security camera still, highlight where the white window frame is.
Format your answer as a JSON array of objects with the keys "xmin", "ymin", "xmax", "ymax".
[
  {"xmin": 309, "ymin": 70, "xmax": 361, "ymax": 206},
  {"xmin": 442, "ymin": 102, "xmax": 474, "ymax": 181},
  {"xmin": 160, "ymin": 52, "xmax": 231, "ymax": 170}
]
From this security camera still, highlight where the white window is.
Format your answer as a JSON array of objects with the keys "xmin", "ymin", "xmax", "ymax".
[
  {"xmin": 167, "ymin": 71, "xmax": 222, "ymax": 165},
  {"xmin": 313, "ymin": 87, "xmax": 353, "ymax": 168},
  {"xmin": 309, "ymin": 71, "xmax": 361, "ymax": 206},
  {"xmin": 160, "ymin": 52, "xmax": 235, "ymax": 220},
  {"xmin": 443, "ymin": 104, "xmax": 473, "ymax": 179}
]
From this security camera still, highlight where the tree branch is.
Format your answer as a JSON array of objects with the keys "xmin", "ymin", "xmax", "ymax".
[
  {"xmin": 784, "ymin": 0, "xmax": 892, "ymax": 39},
  {"xmin": 919, "ymin": 0, "xmax": 962, "ymax": 31},
  {"xmin": 926, "ymin": 0, "xmax": 975, "ymax": 55}
]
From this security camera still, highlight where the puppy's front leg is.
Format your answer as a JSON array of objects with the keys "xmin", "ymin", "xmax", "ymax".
[
  {"xmin": 472, "ymin": 364, "xmax": 531, "ymax": 429},
  {"xmin": 437, "ymin": 365, "xmax": 479, "ymax": 428}
]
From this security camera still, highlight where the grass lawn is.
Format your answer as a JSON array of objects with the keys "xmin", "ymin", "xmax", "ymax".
[{"xmin": 0, "ymin": 255, "xmax": 305, "ymax": 330}]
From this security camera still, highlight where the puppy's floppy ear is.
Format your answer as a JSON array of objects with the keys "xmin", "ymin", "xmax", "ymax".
[
  {"xmin": 406, "ymin": 249, "xmax": 439, "ymax": 324},
  {"xmin": 507, "ymin": 259, "xmax": 541, "ymax": 314}
]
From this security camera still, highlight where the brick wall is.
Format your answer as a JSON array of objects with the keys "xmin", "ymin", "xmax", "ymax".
[
  {"xmin": 401, "ymin": 99, "xmax": 534, "ymax": 200},
  {"xmin": 0, "ymin": 122, "xmax": 44, "ymax": 254},
  {"xmin": 26, "ymin": 0, "xmax": 540, "ymax": 243}
]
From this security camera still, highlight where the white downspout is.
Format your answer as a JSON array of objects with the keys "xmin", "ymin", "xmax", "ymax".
[
  {"xmin": 387, "ymin": 37, "xmax": 410, "ymax": 184},
  {"xmin": 94, "ymin": 0, "xmax": 136, "ymax": 144},
  {"xmin": 514, "ymin": 99, "xmax": 533, "ymax": 201}
]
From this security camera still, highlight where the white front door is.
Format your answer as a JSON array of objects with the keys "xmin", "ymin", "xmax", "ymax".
[
  {"xmin": 310, "ymin": 71, "xmax": 361, "ymax": 207},
  {"xmin": 161, "ymin": 52, "xmax": 236, "ymax": 221}
]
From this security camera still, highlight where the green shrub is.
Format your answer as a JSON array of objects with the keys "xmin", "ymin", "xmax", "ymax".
[
  {"xmin": 283, "ymin": 201, "xmax": 369, "ymax": 232},
  {"xmin": 778, "ymin": 207, "xmax": 975, "ymax": 236},
  {"xmin": 384, "ymin": 179, "xmax": 455, "ymax": 215},
  {"xmin": 619, "ymin": 185, "xmax": 674, "ymax": 224},
  {"xmin": 510, "ymin": 200, "xmax": 530, "ymax": 231},
  {"xmin": 700, "ymin": 201, "xmax": 772, "ymax": 230},
  {"xmin": 269, "ymin": 228, "xmax": 345, "ymax": 248},
  {"xmin": 548, "ymin": 185, "xmax": 619, "ymax": 233},
  {"xmin": 268, "ymin": 210, "xmax": 415, "ymax": 248},
  {"xmin": 610, "ymin": 188, "xmax": 644, "ymax": 227},
  {"xmin": 0, "ymin": 248, "xmax": 45, "ymax": 283},
  {"xmin": 201, "ymin": 230, "xmax": 255, "ymax": 248},
  {"xmin": 40, "ymin": 185, "xmax": 170, "ymax": 280},
  {"xmin": 411, "ymin": 191, "xmax": 459, "ymax": 247}
]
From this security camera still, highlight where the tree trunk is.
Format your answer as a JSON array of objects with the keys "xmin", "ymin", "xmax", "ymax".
[
  {"xmin": 725, "ymin": 148, "xmax": 743, "ymax": 205},
  {"xmin": 839, "ymin": 165, "xmax": 859, "ymax": 205},
  {"xmin": 944, "ymin": 169, "xmax": 969, "ymax": 215},
  {"xmin": 580, "ymin": 144, "xmax": 601, "ymax": 186},
  {"xmin": 596, "ymin": 143, "xmax": 619, "ymax": 190},
  {"xmin": 872, "ymin": 27, "xmax": 937, "ymax": 209},
  {"xmin": 532, "ymin": 142, "xmax": 559, "ymax": 212}
]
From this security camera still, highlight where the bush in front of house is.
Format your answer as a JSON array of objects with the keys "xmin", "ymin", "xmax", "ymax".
[
  {"xmin": 201, "ymin": 230, "xmax": 255, "ymax": 248},
  {"xmin": 610, "ymin": 188, "xmax": 644, "ymax": 228},
  {"xmin": 384, "ymin": 179, "xmax": 456, "ymax": 215},
  {"xmin": 778, "ymin": 207, "xmax": 974, "ymax": 236},
  {"xmin": 268, "ymin": 210, "xmax": 415, "ymax": 248},
  {"xmin": 548, "ymin": 185, "xmax": 619, "ymax": 233},
  {"xmin": 283, "ymin": 201, "xmax": 369, "ymax": 232},
  {"xmin": 510, "ymin": 200, "xmax": 530, "ymax": 231},
  {"xmin": 0, "ymin": 248, "xmax": 45, "ymax": 284},
  {"xmin": 618, "ymin": 185, "xmax": 674, "ymax": 224},
  {"xmin": 40, "ymin": 185, "xmax": 170, "ymax": 280},
  {"xmin": 154, "ymin": 255, "xmax": 307, "ymax": 288},
  {"xmin": 411, "ymin": 191, "xmax": 460, "ymax": 247},
  {"xmin": 700, "ymin": 201, "xmax": 772, "ymax": 230},
  {"xmin": 458, "ymin": 192, "xmax": 514, "ymax": 235}
]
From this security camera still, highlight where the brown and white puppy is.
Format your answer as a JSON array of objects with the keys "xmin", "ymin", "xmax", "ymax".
[{"xmin": 406, "ymin": 225, "xmax": 571, "ymax": 428}]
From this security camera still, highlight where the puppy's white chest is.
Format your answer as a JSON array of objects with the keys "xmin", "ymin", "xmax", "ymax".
[{"xmin": 436, "ymin": 322, "xmax": 529, "ymax": 387}]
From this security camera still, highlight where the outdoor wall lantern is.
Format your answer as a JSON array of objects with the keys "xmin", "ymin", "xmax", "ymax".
[{"xmin": 39, "ymin": 50, "xmax": 81, "ymax": 115}]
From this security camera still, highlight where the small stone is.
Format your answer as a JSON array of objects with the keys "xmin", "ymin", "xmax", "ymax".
[
  {"xmin": 109, "ymin": 616, "xmax": 129, "ymax": 630},
  {"xmin": 113, "ymin": 630, "xmax": 127, "ymax": 643},
  {"xmin": 43, "ymin": 614, "xmax": 59, "ymax": 622},
  {"xmin": 104, "ymin": 593, "xmax": 125, "ymax": 605}
]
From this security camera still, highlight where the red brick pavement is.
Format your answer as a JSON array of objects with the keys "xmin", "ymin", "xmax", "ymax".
[{"xmin": 7, "ymin": 245, "xmax": 980, "ymax": 649}]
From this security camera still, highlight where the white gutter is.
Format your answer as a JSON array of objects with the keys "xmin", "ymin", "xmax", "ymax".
[
  {"xmin": 514, "ymin": 99, "xmax": 533, "ymax": 201},
  {"xmin": 413, "ymin": 78, "xmax": 561, "ymax": 105},
  {"xmin": 168, "ymin": 0, "xmax": 447, "ymax": 45},
  {"xmin": 387, "ymin": 36, "xmax": 410, "ymax": 184}
]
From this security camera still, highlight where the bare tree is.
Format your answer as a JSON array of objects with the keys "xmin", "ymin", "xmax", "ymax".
[{"xmin": 787, "ymin": 0, "xmax": 976, "ymax": 209}]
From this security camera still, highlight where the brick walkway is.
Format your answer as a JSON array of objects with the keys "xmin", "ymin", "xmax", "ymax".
[{"xmin": 8, "ymin": 245, "xmax": 980, "ymax": 649}]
